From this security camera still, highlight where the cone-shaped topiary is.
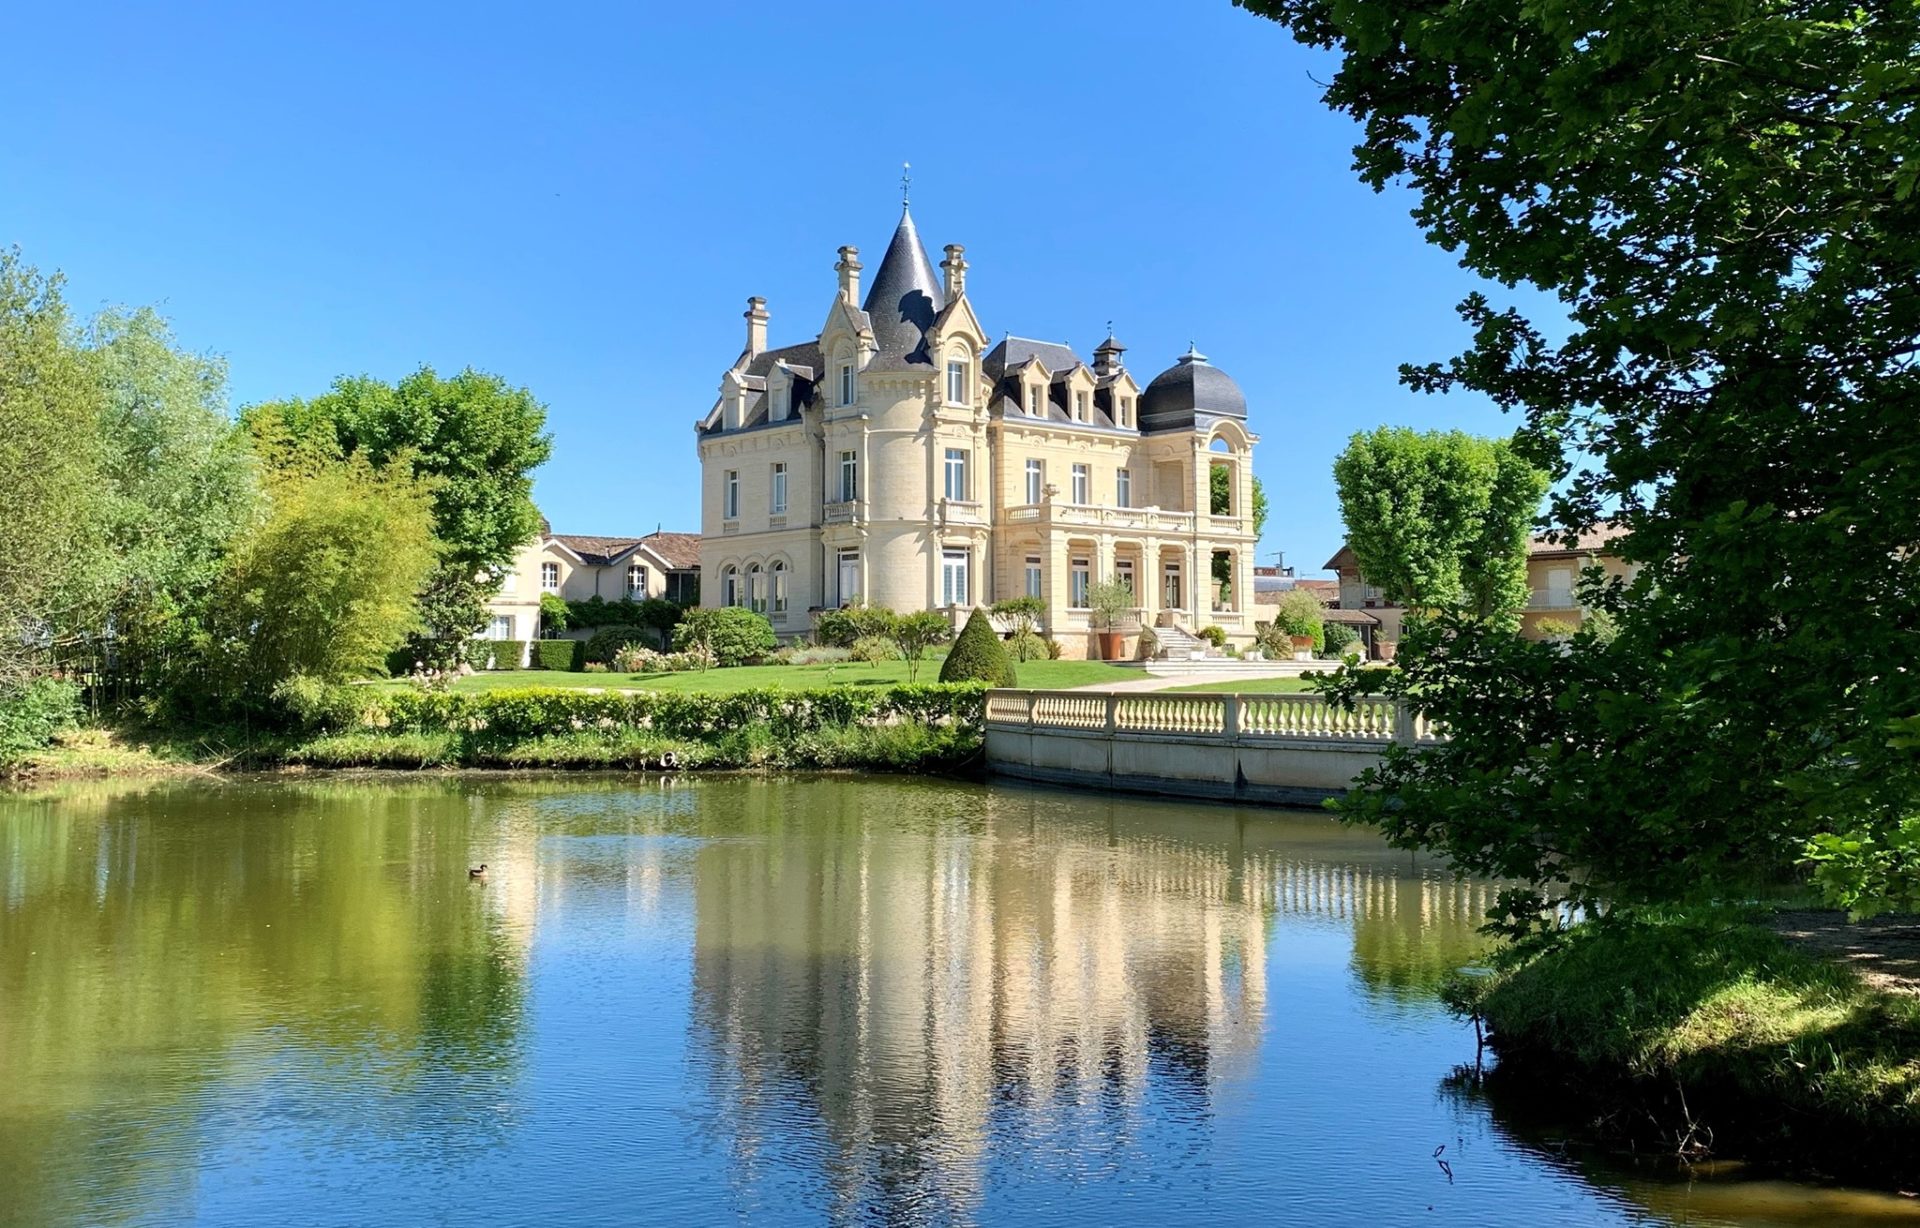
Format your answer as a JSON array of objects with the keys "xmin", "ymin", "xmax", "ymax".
[{"xmin": 938, "ymin": 608, "xmax": 1017, "ymax": 687}]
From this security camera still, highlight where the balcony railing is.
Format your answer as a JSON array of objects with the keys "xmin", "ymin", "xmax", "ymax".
[
  {"xmin": 1527, "ymin": 591, "xmax": 1579, "ymax": 610},
  {"xmin": 823, "ymin": 501, "xmax": 856, "ymax": 524},
  {"xmin": 1002, "ymin": 503, "xmax": 1196, "ymax": 533}
]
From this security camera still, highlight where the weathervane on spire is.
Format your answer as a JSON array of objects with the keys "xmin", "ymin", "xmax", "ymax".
[{"xmin": 901, "ymin": 162, "xmax": 911, "ymax": 209}]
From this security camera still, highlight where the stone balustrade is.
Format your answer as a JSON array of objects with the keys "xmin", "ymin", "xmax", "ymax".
[{"xmin": 983, "ymin": 689, "xmax": 1442, "ymax": 805}]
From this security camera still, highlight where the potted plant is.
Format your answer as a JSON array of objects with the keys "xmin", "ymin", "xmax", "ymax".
[
  {"xmin": 1271, "ymin": 589, "xmax": 1325, "ymax": 660},
  {"xmin": 1086, "ymin": 579, "xmax": 1136, "ymax": 661}
]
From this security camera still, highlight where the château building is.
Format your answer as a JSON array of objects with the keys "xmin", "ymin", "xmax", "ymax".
[{"xmin": 695, "ymin": 203, "xmax": 1260, "ymax": 657}]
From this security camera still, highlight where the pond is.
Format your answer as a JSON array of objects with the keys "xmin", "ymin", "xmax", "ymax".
[{"xmin": 0, "ymin": 775, "xmax": 1912, "ymax": 1227}]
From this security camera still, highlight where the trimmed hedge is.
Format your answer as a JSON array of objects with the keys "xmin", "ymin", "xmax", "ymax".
[
  {"xmin": 939, "ymin": 609, "xmax": 1017, "ymax": 687},
  {"xmin": 364, "ymin": 681, "xmax": 989, "ymax": 744},
  {"xmin": 486, "ymin": 640, "xmax": 526, "ymax": 670},
  {"xmin": 531, "ymin": 639, "xmax": 585, "ymax": 671}
]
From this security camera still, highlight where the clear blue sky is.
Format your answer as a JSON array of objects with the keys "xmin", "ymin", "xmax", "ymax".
[{"xmin": 1, "ymin": 1, "xmax": 1544, "ymax": 577}]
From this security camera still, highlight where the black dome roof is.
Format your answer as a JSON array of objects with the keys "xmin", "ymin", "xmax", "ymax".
[{"xmin": 1139, "ymin": 346, "xmax": 1246, "ymax": 432}]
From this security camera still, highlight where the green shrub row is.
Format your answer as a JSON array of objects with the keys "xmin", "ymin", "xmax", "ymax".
[
  {"xmin": 354, "ymin": 681, "xmax": 989, "ymax": 743},
  {"xmin": 485, "ymin": 640, "xmax": 527, "ymax": 670},
  {"xmin": 530, "ymin": 639, "xmax": 585, "ymax": 671}
]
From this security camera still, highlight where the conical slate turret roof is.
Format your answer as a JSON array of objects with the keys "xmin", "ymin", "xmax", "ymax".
[
  {"xmin": 861, "ymin": 206, "xmax": 945, "ymax": 366},
  {"xmin": 1140, "ymin": 345, "xmax": 1247, "ymax": 432}
]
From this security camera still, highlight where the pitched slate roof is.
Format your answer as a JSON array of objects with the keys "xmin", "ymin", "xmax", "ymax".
[{"xmin": 861, "ymin": 206, "xmax": 945, "ymax": 366}]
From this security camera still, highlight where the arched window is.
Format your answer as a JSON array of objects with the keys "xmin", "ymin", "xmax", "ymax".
[
  {"xmin": 747, "ymin": 564, "xmax": 764, "ymax": 614},
  {"xmin": 721, "ymin": 566, "xmax": 738, "ymax": 607},
  {"xmin": 771, "ymin": 561, "xmax": 788, "ymax": 615}
]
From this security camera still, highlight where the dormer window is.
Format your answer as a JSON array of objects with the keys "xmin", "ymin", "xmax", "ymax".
[
  {"xmin": 946, "ymin": 360, "xmax": 968, "ymax": 405},
  {"xmin": 1120, "ymin": 396, "xmax": 1134, "ymax": 427},
  {"xmin": 840, "ymin": 363, "xmax": 854, "ymax": 406},
  {"xmin": 1075, "ymin": 391, "xmax": 1089, "ymax": 422},
  {"xmin": 1027, "ymin": 384, "xmax": 1041, "ymax": 415}
]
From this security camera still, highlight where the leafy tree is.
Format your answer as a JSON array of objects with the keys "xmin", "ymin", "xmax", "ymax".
[
  {"xmin": 1239, "ymin": 0, "xmax": 1920, "ymax": 919},
  {"xmin": 1333, "ymin": 428, "xmax": 1543, "ymax": 624},
  {"xmin": 195, "ymin": 450, "xmax": 437, "ymax": 711},
  {"xmin": 939, "ymin": 609, "xmax": 1017, "ymax": 688},
  {"xmin": 0, "ymin": 251, "xmax": 102, "ymax": 690},
  {"xmin": 812, "ymin": 599, "xmax": 898, "ymax": 648},
  {"xmin": 990, "ymin": 596, "xmax": 1045, "ymax": 637},
  {"xmin": 246, "ymin": 366, "xmax": 552, "ymax": 662},
  {"xmin": 888, "ymin": 611, "xmax": 954, "ymax": 682},
  {"xmin": 69, "ymin": 307, "xmax": 259, "ymax": 691}
]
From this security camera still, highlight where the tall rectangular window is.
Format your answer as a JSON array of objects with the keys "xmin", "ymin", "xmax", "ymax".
[
  {"xmin": 946, "ymin": 360, "xmax": 968, "ymax": 405},
  {"xmin": 1164, "ymin": 562, "xmax": 1182, "ymax": 610},
  {"xmin": 1120, "ymin": 396, "xmax": 1134, "ymax": 427},
  {"xmin": 770, "ymin": 462, "xmax": 788, "ymax": 514},
  {"xmin": 1025, "ymin": 556, "xmax": 1042, "ymax": 599},
  {"xmin": 1115, "ymin": 558, "xmax": 1135, "ymax": 596},
  {"xmin": 943, "ymin": 448, "xmax": 969, "ymax": 501},
  {"xmin": 723, "ymin": 470, "xmax": 739, "ymax": 519},
  {"xmin": 1025, "ymin": 458, "xmax": 1044, "ymax": 504},
  {"xmin": 489, "ymin": 614, "xmax": 515, "ymax": 640},
  {"xmin": 627, "ymin": 564, "xmax": 648, "ymax": 598},
  {"xmin": 1070, "ymin": 557, "xmax": 1091, "ymax": 608},
  {"xmin": 941, "ymin": 549, "xmax": 970, "ymax": 608},
  {"xmin": 1116, "ymin": 468, "xmax": 1132, "ymax": 508},
  {"xmin": 837, "ymin": 450, "xmax": 858, "ymax": 503},
  {"xmin": 837, "ymin": 549, "xmax": 860, "ymax": 606},
  {"xmin": 772, "ymin": 563, "xmax": 788, "ymax": 615},
  {"xmin": 1074, "ymin": 391, "xmax": 1089, "ymax": 422},
  {"xmin": 1071, "ymin": 463, "xmax": 1090, "ymax": 505},
  {"xmin": 840, "ymin": 363, "xmax": 854, "ymax": 405},
  {"xmin": 541, "ymin": 562, "xmax": 559, "ymax": 592}
]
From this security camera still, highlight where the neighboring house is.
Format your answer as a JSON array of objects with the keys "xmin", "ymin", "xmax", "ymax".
[
  {"xmin": 485, "ymin": 522, "xmax": 700, "ymax": 648},
  {"xmin": 1322, "ymin": 527, "xmax": 1635, "ymax": 650},
  {"xmin": 694, "ymin": 202, "xmax": 1260, "ymax": 657}
]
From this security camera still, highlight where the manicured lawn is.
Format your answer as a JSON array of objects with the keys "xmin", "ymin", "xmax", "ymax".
[
  {"xmin": 1165, "ymin": 676, "xmax": 1321, "ymax": 694},
  {"xmin": 443, "ymin": 657, "xmax": 1140, "ymax": 694}
]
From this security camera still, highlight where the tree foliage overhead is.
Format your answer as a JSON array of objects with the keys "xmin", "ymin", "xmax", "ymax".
[
  {"xmin": 1333, "ymin": 427, "xmax": 1545, "ymax": 623},
  {"xmin": 245, "ymin": 366, "xmax": 551, "ymax": 570},
  {"xmin": 1240, "ymin": 0, "xmax": 1920, "ymax": 920}
]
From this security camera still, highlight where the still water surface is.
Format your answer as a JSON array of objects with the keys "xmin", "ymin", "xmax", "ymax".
[{"xmin": 1, "ymin": 775, "xmax": 1914, "ymax": 1227}]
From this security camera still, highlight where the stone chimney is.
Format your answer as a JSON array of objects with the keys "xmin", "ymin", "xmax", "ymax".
[
  {"xmin": 941, "ymin": 244, "xmax": 968, "ymax": 298},
  {"xmin": 743, "ymin": 296, "xmax": 768, "ymax": 358},
  {"xmin": 836, "ymin": 245, "xmax": 862, "ymax": 305}
]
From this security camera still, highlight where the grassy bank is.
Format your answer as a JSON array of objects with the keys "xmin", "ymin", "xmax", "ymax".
[{"xmin": 1454, "ymin": 910, "xmax": 1920, "ymax": 1184}]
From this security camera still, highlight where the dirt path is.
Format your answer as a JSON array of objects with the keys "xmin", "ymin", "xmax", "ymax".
[{"xmin": 1771, "ymin": 910, "xmax": 1920, "ymax": 995}]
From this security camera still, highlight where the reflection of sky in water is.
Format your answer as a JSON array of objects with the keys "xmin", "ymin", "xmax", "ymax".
[{"xmin": 0, "ymin": 775, "xmax": 1913, "ymax": 1228}]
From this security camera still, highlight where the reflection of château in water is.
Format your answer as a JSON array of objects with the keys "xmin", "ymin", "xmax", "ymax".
[{"xmin": 683, "ymin": 784, "xmax": 1494, "ymax": 1220}]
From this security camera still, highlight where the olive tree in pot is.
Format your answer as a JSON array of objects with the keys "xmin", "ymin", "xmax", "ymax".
[
  {"xmin": 1270, "ymin": 589, "xmax": 1326, "ymax": 660},
  {"xmin": 1086, "ymin": 579, "xmax": 1137, "ymax": 661}
]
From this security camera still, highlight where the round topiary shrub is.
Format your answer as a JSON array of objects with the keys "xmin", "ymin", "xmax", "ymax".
[
  {"xmin": 673, "ymin": 606, "xmax": 778, "ymax": 667},
  {"xmin": 939, "ymin": 608, "xmax": 1017, "ymax": 687}
]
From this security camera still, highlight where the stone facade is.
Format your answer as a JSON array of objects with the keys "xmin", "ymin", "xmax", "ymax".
[
  {"xmin": 695, "ymin": 205, "xmax": 1260, "ymax": 658},
  {"xmin": 484, "ymin": 528, "xmax": 700, "ymax": 650}
]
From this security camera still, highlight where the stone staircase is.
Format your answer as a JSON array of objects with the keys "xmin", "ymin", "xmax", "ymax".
[{"xmin": 1154, "ymin": 624, "xmax": 1210, "ymax": 661}]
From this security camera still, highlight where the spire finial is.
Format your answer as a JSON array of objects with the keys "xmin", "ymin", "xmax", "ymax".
[
  {"xmin": 901, "ymin": 161, "xmax": 911, "ymax": 210},
  {"xmin": 1106, "ymin": 320, "xmax": 1114, "ymax": 338}
]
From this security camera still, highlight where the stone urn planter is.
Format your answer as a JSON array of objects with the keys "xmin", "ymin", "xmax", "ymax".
[
  {"xmin": 1376, "ymin": 640, "xmax": 1399, "ymax": 663},
  {"xmin": 1097, "ymin": 630, "xmax": 1128, "ymax": 661},
  {"xmin": 1289, "ymin": 634, "xmax": 1314, "ymax": 660}
]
